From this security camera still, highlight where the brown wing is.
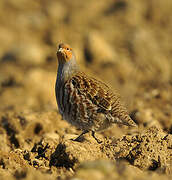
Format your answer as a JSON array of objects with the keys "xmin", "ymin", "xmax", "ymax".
[
  {"xmin": 68, "ymin": 72, "xmax": 117, "ymax": 111},
  {"xmin": 68, "ymin": 72, "xmax": 137, "ymax": 127}
]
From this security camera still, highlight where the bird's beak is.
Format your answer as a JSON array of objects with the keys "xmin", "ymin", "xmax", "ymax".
[
  {"xmin": 58, "ymin": 47, "xmax": 63, "ymax": 52},
  {"xmin": 56, "ymin": 48, "xmax": 64, "ymax": 57}
]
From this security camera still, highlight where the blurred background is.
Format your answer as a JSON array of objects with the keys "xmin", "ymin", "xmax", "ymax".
[
  {"xmin": 0, "ymin": 1, "xmax": 172, "ymax": 179},
  {"xmin": 0, "ymin": 0, "xmax": 172, "ymax": 131}
]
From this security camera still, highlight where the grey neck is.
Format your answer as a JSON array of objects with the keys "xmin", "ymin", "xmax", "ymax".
[{"xmin": 56, "ymin": 56, "xmax": 78, "ymax": 86}]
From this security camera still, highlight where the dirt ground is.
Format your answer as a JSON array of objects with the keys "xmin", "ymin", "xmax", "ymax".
[{"xmin": 0, "ymin": 0, "xmax": 172, "ymax": 179}]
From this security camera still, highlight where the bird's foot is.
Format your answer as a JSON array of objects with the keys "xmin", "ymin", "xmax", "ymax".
[
  {"xmin": 91, "ymin": 131, "xmax": 102, "ymax": 144},
  {"xmin": 71, "ymin": 130, "xmax": 89, "ymax": 142}
]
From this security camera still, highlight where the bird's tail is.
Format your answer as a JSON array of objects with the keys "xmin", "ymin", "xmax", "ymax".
[{"xmin": 113, "ymin": 115, "xmax": 138, "ymax": 127}]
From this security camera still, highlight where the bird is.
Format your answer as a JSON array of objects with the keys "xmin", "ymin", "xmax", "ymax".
[{"xmin": 55, "ymin": 43, "xmax": 137, "ymax": 143}]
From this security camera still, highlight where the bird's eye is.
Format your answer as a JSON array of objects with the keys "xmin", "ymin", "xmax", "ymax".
[{"xmin": 66, "ymin": 48, "xmax": 70, "ymax": 51}]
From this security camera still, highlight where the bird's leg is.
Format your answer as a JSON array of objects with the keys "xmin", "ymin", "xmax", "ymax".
[
  {"xmin": 72, "ymin": 130, "xmax": 89, "ymax": 142},
  {"xmin": 91, "ymin": 131, "xmax": 102, "ymax": 144}
]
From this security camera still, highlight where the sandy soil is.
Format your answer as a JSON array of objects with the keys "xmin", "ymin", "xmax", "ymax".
[{"xmin": 0, "ymin": 0, "xmax": 172, "ymax": 179}]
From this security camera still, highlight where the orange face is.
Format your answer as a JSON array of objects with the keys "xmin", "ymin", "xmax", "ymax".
[{"xmin": 57, "ymin": 43, "xmax": 73, "ymax": 63}]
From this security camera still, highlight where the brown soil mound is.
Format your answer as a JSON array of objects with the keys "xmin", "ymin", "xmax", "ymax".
[{"xmin": 0, "ymin": 0, "xmax": 172, "ymax": 179}]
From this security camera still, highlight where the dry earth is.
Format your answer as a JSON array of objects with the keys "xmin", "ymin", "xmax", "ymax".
[{"xmin": 0, "ymin": 0, "xmax": 172, "ymax": 179}]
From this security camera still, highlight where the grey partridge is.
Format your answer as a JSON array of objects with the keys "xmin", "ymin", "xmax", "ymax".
[{"xmin": 55, "ymin": 43, "xmax": 137, "ymax": 143}]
